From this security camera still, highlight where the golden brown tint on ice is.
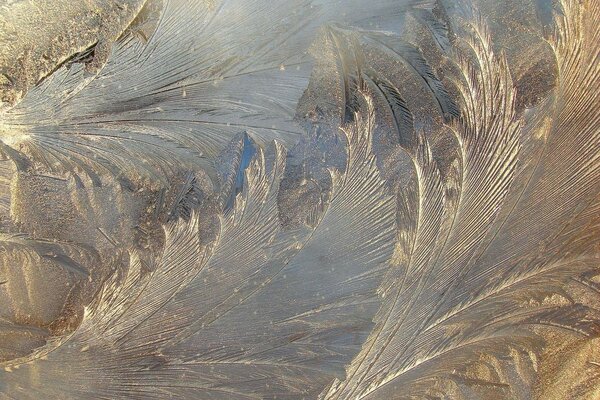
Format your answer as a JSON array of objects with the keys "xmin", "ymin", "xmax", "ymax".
[{"xmin": 0, "ymin": 0, "xmax": 598, "ymax": 398}]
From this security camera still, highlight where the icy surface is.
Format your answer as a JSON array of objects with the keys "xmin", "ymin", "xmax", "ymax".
[{"xmin": 0, "ymin": 0, "xmax": 598, "ymax": 398}]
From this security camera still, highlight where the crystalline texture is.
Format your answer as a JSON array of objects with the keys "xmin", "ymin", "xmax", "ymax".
[{"xmin": 0, "ymin": 0, "xmax": 598, "ymax": 399}]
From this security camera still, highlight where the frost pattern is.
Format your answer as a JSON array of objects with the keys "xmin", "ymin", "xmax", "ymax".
[{"xmin": 0, "ymin": 0, "xmax": 599, "ymax": 399}]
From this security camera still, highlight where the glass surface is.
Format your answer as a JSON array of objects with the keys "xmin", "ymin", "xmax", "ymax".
[{"xmin": 0, "ymin": 0, "xmax": 598, "ymax": 398}]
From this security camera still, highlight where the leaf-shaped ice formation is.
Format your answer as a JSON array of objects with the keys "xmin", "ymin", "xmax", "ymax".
[
  {"xmin": 0, "ymin": 0, "xmax": 432, "ymax": 183},
  {"xmin": 322, "ymin": 0, "xmax": 600, "ymax": 398},
  {"xmin": 0, "ymin": 0, "xmax": 431, "ymax": 369},
  {"xmin": 0, "ymin": 90, "xmax": 397, "ymax": 398},
  {"xmin": 0, "ymin": 0, "xmax": 598, "ymax": 398}
]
